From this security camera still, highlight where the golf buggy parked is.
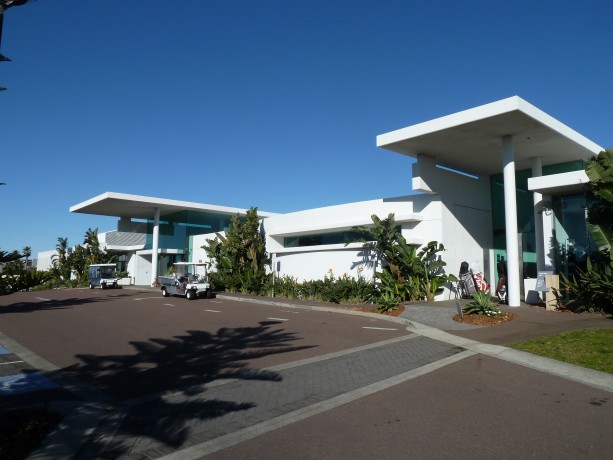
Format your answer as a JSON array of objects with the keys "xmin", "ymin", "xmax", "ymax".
[
  {"xmin": 88, "ymin": 263, "xmax": 120, "ymax": 289},
  {"xmin": 158, "ymin": 262, "xmax": 213, "ymax": 300}
]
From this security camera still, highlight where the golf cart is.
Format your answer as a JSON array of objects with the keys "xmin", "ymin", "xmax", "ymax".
[
  {"xmin": 88, "ymin": 263, "xmax": 120, "ymax": 289},
  {"xmin": 158, "ymin": 262, "xmax": 212, "ymax": 300}
]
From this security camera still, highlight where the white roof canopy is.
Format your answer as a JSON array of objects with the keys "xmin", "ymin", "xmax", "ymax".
[
  {"xmin": 377, "ymin": 96, "xmax": 602, "ymax": 176},
  {"xmin": 70, "ymin": 192, "xmax": 276, "ymax": 220}
]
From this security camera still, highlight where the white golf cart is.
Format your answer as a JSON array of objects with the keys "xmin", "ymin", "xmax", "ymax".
[
  {"xmin": 158, "ymin": 262, "xmax": 212, "ymax": 300},
  {"xmin": 88, "ymin": 263, "xmax": 120, "ymax": 289}
]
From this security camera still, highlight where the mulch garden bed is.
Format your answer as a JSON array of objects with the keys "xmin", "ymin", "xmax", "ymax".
[{"xmin": 452, "ymin": 312, "xmax": 517, "ymax": 326}]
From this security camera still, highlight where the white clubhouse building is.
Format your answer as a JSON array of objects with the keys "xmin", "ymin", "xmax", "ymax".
[{"xmin": 39, "ymin": 97, "xmax": 603, "ymax": 307}]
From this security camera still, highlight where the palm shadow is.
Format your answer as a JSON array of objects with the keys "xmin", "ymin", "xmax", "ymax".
[
  {"xmin": 53, "ymin": 320, "xmax": 315, "ymax": 457},
  {"xmin": 0, "ymin": 291, "xmax": 137, "ymax": 314}
]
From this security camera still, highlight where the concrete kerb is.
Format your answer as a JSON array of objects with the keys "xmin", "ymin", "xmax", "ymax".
[
  {"xmin": 27, "ymin": 401, "xmax": 121, "ymax": 460},
  {"xmin": 217, "ymin": 294, "xmax": 613, "ymax": 394}
]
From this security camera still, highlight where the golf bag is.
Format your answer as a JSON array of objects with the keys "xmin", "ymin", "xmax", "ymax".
[
  {"xmin": 496, "ymin": 260, "xmax": 508, "ymax": 304},
  {"xmin": 457, "ymin": 261, "xmax": 477, "ymax": 299}
]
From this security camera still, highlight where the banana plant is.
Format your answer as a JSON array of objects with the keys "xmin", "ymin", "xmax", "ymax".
[
  {"xmin": 417, "ymin": 241, "xmax": 457, "ymax": 301},
  {"xmin": 585, "ymin": 149, "xmax": 613, "ymax": 267}
]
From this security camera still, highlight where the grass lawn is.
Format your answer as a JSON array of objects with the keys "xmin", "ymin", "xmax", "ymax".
[{"xmin": 510, "ymin": 329, "xmax": 613, "ymax": 374}]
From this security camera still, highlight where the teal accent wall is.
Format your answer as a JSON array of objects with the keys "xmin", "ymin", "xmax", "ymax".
[
  {"xmin": 145, "ymin": 211, "xmax": 234, "ymax": 260},
  {"xmin": 491, "ymin": 160, "xmax": 585, "ymax": 280}
]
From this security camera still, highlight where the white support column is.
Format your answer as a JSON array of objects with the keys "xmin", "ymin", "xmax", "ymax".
[
  {"xmin": 151, "ymin": 207, "xmax": 160, "ymax": 286},
  {"xmin": 532, "ymin": 157, "xmax": 545, "ymax": 272},
  {"xmin": 502, "ymin": 136, "xmax": 521, "ymax": 307},
  {"xmin": 542, "ymin": 195, "xmax": 556, "ymax": 271}
]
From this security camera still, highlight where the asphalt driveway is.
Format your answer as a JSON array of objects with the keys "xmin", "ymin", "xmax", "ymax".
[
  {"xmin": 0, "ymin": 288, "xmax": 410, "ymax": 402},
  {"xmin": 1, "ymin": 289, "xmax": 612, "ymax": 459}
]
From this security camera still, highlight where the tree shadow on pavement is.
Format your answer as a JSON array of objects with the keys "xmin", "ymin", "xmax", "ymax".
[
  {"xmin": 54, "ymin": 320, "xmax": 315, "ymax": 457},
  {"xmin": 0, "ymin": 292, "xmax": 135, "ymax": 314}
]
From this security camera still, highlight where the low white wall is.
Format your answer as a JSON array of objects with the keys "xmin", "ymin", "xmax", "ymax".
[{"xmin": 273, "ymin": 248, "xmax": 375, "ymax": 283}]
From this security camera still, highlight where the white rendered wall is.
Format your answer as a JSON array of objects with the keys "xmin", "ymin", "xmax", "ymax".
[
  {"xmin": 126, "ymin": 252, "xmax": 138, "ymax": 283},
  {"xmin": 192, "ymin": 231, "xmax": 223, "ymax": 267},
  {"xmin": 36, "ymin": 250, "xmax": 57, "ymax": 271},
  {"xmin": 265, "ymin": 197, "xmax": 420, "ymax": 247},
  {"xmin": 134, "ymin": 254, "xmax": 152, "ymax": 285},
  {"xmin": 273, "ymin": 248, "xmax": 375, "ymax": 283},
  {"xmin": 94, "ymin": 164, "xmax": 492, "ymax": 301},
  {"xmin": 264, "ymin": 195, "xmax": 447, "ymax": 287},
  {"xmin": 412, "ymin": 155, "xmax": 493, "ymax": 294}
]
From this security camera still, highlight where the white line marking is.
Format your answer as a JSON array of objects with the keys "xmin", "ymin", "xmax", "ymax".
[
  {"xmin": 134, "ymin": 297, "xmax": 162, "ymax": 301},
  {"xmin": 163, "ymin": 303, "xmax": 174, "ymax": 307},
  {"xmin": 362, "ymin": 327, "xmax": 398, "ymax": 331},
  {"xmin": 267, "ymin": 317, "xmax": 289, "ymax": 322},
  {"xmin": 209, "ymin": 300, "xmax": 223, "ymax": 304},
  {"xmin": 160, "ymin": 351, "xmax": 475, "ymax": 460},
  {"xmin": 0, "ymin": 361, "xmax": 25, "ymax": 365},
  {"xmin": 204, "ymin": 309, "xmax": 221, "ymax": 313},
  {"xmin": 35, "ymin": 297, "xmax": 51, "ymax": 302}
]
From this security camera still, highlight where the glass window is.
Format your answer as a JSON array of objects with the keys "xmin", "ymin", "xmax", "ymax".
[
  {"xmin": 490, "ymin": 160, "xmax": 585, "ymax": 282},
  {"xmin": 284, "ymin": 231, "xmax": 365, "ymax": 248}
]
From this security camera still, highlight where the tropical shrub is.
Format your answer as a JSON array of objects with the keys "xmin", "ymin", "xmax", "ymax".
[
  {"xmin": 272, "ymin": 271, "xmax": 375, "ymax": 305},
  {"xmin": 462, "ymin": 290, "xmax": 503, "ymax": 317},
  {"xmin": 0, "ymin": 265, "xmax": 52, "ymax": 294},
  {"xmin": 560, "ymin": 258, "xmax": 613, "ymax": 314},
  {"xmin": 585, "ymin": 149, "xmax": 613, "ymax": 270},
  {"xmin": 348, "ymin": 213, "xmax": 456, "ymax": 309},
  {"xmin": 203, "ymin": 208, "xmax": 271, "ymax": 295},
  {"xmin": 556, "ymin": 149, "xmax": 613, "ymax": 314}
]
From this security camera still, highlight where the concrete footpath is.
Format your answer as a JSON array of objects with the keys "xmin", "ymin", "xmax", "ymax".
[{"xmin": 3, "ymin": 292, "xmax": 613, "ymax": 459}]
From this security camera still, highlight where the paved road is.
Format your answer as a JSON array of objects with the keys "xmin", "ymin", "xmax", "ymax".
[{"xmin": 0, "ymin": 289, "xmax": 612, "ymax": 459}]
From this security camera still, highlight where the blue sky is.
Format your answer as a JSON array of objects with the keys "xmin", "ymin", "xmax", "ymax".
[{"xmin": 1, "ymin": 0, "xmax": 612, "ymax": 258}]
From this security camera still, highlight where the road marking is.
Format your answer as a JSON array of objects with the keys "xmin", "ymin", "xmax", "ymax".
[
  {"xmin": 163, "ymin": 303, "xmax": 174, "ymax": 307},
  {"xmin": 267, "ymin": 317, "xmax": 289, "ymax": 322},
  {"xmin": 0, "ymin": 360, "xmax": 25, "ymax": 365},
  {"xmin": 134, "ymin": 297, "xmax": 162, "ymax": 301},
  {"xmin": 204, "ymin": 309, "xmax": 221, "ymax": 313},
  {"xmin": 0, "ymin": 371, "xmax": 61, "ymax": 396},
  {"xmin": 35, "ymin": 297, "xmax": 51, "ymax": 302},
  {"xmin": 209, "ymin": 300, "xmax": 223, "ymax": 304},
  {"xmin": 362, "ymin": 326, "xmax": 398, "ymax": 331}
]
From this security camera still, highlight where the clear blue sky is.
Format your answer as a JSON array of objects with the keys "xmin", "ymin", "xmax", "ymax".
[{"xmin": 1, "ymin": 0, "xmax": 611, "ymax": 258}]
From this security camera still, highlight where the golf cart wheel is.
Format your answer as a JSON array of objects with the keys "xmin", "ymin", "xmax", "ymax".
[
  {"xmin": 186, "ymin": 290, "xmax": 196, "ymax": 300},
  {"xmin": 101, "ymin": 283, "xmax": 106, "ymax": 290},
  {"xmin": 89, "ymin": 283, "xmax": 94, "ymax": 289},
  {"xmin": 161, "ymin": 287, "xmax": 169, "ymax": 297},
  {"xmin": 113, "ymin": 282, "xmax": 118, "ymax": 289},
  {"xmin": 206, "ymin": 289, "xmax": 214, "ymax": 299}
]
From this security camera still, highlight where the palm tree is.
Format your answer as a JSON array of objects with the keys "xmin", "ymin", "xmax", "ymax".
[
  {"xmin": 55, "ymin": 237, "xmax": 68, "ymax": 265},
  {"xmin": 0, "ymin": 1, "xmax": 32, "ymax": 48},
  {"xmin": 0, "ymin": 248, "xmax": 20, "ymax": 263},
  {"xmin": 83, "ymin": 228, "xmax": 103, "ymax": 264},
  {"xmin": 52, "ymin": 237, "xmax": 71, "ymax": 282},
  {"xmin": 22, "ymin": 245, "xmax": 31, "ymax": 269}
]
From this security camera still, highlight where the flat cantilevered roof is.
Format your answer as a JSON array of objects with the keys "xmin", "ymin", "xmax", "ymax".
[
  {"xmin": 377, "ymin": 96, "xmax": 603, "ymax": 176},
  {"xmin": 70, "ymin": 192, "xmax": 277, "ymax": 220}
]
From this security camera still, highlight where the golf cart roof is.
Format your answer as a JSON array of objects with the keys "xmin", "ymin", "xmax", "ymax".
[
  {"xmin": 89, "ymin": 263, "xmax": 117, "ymax": 268},
  {"xmin": 174, "ymin": 262, "xmax": 207, "ymax": 266}
]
